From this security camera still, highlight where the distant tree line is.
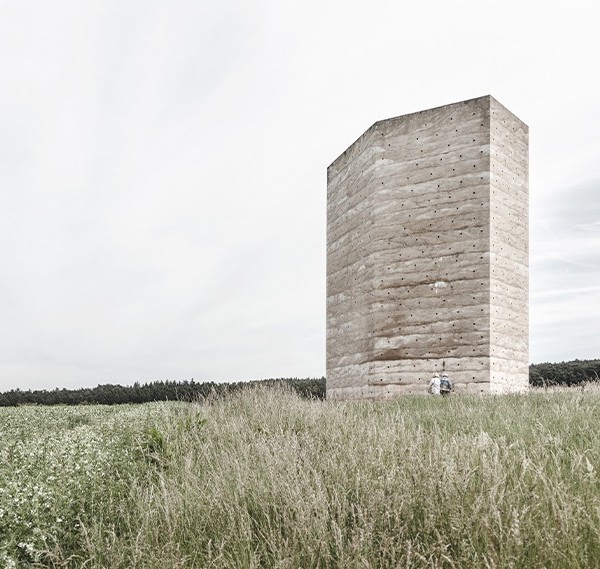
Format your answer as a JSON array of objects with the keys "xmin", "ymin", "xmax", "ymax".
[
  {"xmin": 529, "ymin": 359, "xmax": 600, "ymax": 387},
  {"xmin": 1, "ymin": 360, "xmax": 599, "ymax": 406},
  {"xmin": 0, "ymin": 377, "xmax": 326, "ymax": 407}
]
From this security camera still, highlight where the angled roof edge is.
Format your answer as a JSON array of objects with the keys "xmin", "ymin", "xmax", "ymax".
[{"xmin": 328, "ymin": 95, "xmax": 527, "ymax": 170}]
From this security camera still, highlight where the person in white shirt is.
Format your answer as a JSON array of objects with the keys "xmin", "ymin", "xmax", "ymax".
[{"xmin": 429, "ymin": 373, "xmax": 441, "ymax": 395}]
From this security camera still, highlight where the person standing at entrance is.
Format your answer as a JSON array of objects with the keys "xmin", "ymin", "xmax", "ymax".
[
  {"xmin": 429, "ymin": 373, "xmax": 441, "ymax": 395},
  {"xmin": 440, "ymin": 372, "xmax": 453, "ymax": 396}
]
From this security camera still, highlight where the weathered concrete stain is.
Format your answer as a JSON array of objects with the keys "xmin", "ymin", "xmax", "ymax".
[{"xmin": 327, "ymin": 96, "xmax": 528, "ymax": 399}]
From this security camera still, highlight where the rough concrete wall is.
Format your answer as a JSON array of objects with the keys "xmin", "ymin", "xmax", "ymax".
[
  {"xmin": 327, "ymin": 96, "xmax": 528, "ymax": 400},
  {"xmin": 489, "ymin": 98, "xmax": 529, "ymax": 392},
  {"xmin": 327, "ymin": 128, "xmax": 378, "ymax": 389}
]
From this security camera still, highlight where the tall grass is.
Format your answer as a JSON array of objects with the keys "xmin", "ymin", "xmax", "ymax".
[{"xmin": 70, "ymin": 386, "xmax": 600, "ymax": 568}]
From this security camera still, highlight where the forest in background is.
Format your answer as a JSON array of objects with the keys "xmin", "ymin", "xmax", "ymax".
[
  {"xmin": 1, "ymin": 359, "xmax": 599, "ymax": 406},
  {"xmin": 0, "ymin": 377, "xmax": 325, "ymax": 406}
]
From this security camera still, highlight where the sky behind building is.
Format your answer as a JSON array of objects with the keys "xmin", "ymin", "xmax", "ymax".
[{"xmin": 1, "ymin": 0, "xmax": 599, "ymax": 390}]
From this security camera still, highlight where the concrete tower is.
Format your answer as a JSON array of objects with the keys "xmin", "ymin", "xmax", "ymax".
[{"xmin": 326, "ymin": 96, "xmax": 528, "ymax": 399}]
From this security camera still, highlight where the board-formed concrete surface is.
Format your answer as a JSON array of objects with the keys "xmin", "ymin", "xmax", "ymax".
[{"xmin": 326, "ymin": 96, "xmax": 528, "ymax": 399}]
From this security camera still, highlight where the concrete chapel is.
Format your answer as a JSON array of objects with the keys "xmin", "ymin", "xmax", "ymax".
[{"xmin": 326, "ymin": 96, "xmax": 528, "ymax": 399}]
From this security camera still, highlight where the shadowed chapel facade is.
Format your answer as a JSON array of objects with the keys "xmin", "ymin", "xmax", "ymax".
[{"xmin": 326, "ymin": 96, "xmax": 528, "ymax": 399}]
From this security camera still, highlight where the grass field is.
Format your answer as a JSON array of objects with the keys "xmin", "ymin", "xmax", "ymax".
[{"xmin": 2, "ymin": 386, "xmax": 600, "ymax": 568}]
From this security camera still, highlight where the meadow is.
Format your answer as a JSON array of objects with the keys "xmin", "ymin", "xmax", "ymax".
[{"xmin": 2, "ymin": 386, "xmax": 600, "ymax": 568}]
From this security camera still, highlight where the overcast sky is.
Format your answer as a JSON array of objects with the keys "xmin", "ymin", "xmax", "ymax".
[{"xmin": 1, "ymin": 0, "xmax": 598, "ymax": 391}]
